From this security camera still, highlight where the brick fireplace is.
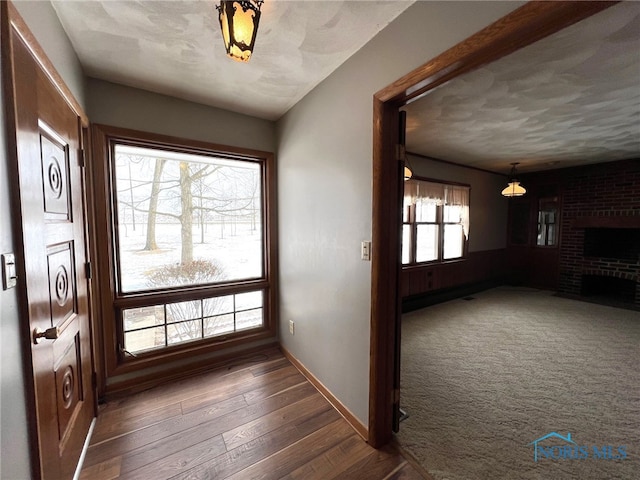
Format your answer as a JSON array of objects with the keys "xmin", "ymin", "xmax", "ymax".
[{"xmin": 556, "ymin": 161, "xmax": 640, "ymax": 307}]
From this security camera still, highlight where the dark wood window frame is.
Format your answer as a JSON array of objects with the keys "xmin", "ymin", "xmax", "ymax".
[
  {"xmin": 91, "ymin": 124, "xmax": 278, "ymax": 383},
  {"xmin": 402, "ymin": 177, "xmax": 470, "ymax": 266}
]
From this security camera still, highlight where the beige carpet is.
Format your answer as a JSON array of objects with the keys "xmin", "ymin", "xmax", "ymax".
[{"xmin": 397, "ymin": 286, "xmax": 640, "ymax": 480}]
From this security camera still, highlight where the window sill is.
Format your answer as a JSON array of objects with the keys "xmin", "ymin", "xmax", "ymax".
[
  {"xmin": 108, "ymin": 325, "xmax": 275, "ymax": 378},
  {"xmin": 402, "ymin": 257, "xmax": 467, "ymax": 271}
]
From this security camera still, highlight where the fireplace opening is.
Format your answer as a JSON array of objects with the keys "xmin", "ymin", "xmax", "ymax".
[
  {"xmin": 581, "ymin": 275, "xmax": 636, "ymax": 304},
  {"xmin": 583, "ymin": 228, "xmax": 640, "ymax": 260}
]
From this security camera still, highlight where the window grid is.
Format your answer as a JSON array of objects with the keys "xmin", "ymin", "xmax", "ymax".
[
  {"xmin": 402, "ymin": 180, "xmax": 468, "ymax": 266},
  {"xmin": 123, "ymin": 291, "xmax": 264, "ymax": 354}
]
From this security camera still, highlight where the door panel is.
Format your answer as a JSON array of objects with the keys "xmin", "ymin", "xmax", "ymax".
[
  {"xmin": 8, "ymin": 20, "xmax": 94, "ymax": 480},
  {"xmin": 41, "ymin": 131, "xmax": 72, "ymax": 220}
]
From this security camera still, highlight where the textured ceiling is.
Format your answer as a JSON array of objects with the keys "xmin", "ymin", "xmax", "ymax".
[
  {"xmin": 51, "ymin": 0, "xmax": 413, "ymax": 120},
  {"xmin": 404, "ymin": 2, "xmax": 640, "ymax": 174}
]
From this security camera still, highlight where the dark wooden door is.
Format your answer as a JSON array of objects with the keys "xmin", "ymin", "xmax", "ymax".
[{"xmin": 6, "ymin": 18, "xmax": 95, "ymax": 480}]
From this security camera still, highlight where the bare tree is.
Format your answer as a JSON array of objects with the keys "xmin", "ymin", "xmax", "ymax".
[
  {"xmin": 179, "ymin": 161, "xmax": 194, "ymax": 264},
  {"xmin": 117, "ymin": 155, "xmax": 259, "ymax": 266},
  {"xmin": 144, "ymin": 158, "xmax": 165, "ymax": 250}
]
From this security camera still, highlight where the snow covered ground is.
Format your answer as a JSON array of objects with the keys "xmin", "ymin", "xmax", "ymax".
[
  {"xmin": 117, "ymin": 221, "xmax": 264, "ymax": 353},
  {"xmin": 118, "ymin": 221, "xmax": 262, "ymax": 292}
]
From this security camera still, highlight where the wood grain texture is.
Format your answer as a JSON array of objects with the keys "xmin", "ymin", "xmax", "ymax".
[
  {"xmin": 370, "ymin": 97, "xmax": 402, "ymax": 447},
  {"xmin": 80, "ymin": 348, "xmax": 424, "ymax": 479}
]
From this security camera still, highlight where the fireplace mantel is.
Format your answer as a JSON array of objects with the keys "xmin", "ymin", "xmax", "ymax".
[{"xmin": 572, "ymin": 216, "xmax": 640, "ymax": 229}]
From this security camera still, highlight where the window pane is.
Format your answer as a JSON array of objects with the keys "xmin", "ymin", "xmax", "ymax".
[
  {"xmin": 537, "ymin": 197, "xmax": 558, "ymax": 246},
  {"xmin": 168, "ymin": 321, "xmax": 202, "ymax": 345},
  {"xmin": 236, "ymin": 291, "xmax": 262, "ymax": 311},
  {"xmin": 204, "ymin": 314, "xmax": 235, "ymax": 336},
  {"xmin": 125, "ymin": 327, "xmax": 166, "ymax": 353},
  {"xmin": 443, "ymin": 205, "xmax": 462, "ymax": 223},
  {"xmin": 402, "ymin": 224, "xmax": 411, "ymax": 264},
  {"xmin": 114, "ymin": 144, "xmax": 263, "ymax": 293},
  {"xmin": 548, "ymin": 225, "xmax": 557, "ymax": 246},
  {"xmin": 203, "ymin": 295, "xmax": 233, "ymax": 316},
  {"xmin": 416, "ymin": 225, "xmax": 438, "ymax": 262},
  {"xmin": 415, "ymin": 201, "xmax": 437, "ymax": 222},
  {"xmin": 166, "ymin": 300, "xmax": 201, "ymax": 322},
  {"xmin": 236, "ymin": 308, "xmax": 263, "ymax": 331},
  {"xmin": 123, "ymin": 305, "xmax": 164, "ymax": 330},
  {"xmin": 443, "ymin": 224, "xmax": 464, "ymax": 259}
]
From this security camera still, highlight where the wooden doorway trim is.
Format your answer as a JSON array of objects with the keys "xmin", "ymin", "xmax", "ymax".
[{"xmin": 368, "ymin": 0, "xmax": 616, "ymax": 447}]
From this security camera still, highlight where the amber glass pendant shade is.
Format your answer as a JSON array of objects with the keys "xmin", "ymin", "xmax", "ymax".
[{"xmin": 217, "ymin": 0, "xmax": 263, "ymax": 62}]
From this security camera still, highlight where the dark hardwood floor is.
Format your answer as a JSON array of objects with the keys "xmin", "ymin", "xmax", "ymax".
[{"xmin": 80, "ymin": 348, "xmax": 425, "ymax": 479}]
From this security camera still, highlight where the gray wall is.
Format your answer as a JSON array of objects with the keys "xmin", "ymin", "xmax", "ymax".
[
  {"xmin": 2, "ymin": 1, "xmax": 85, "ymax": 478},
  {"xmin": 86, "ymin": 78, "xmax": 276, "ymax": 153},
  {"xmin": 276, "ymin": 1, "xmax": 522, "ymax": 425},
  {"xmin": 408, "ymin": 155, "xmax": 508, "ymax": 252}
]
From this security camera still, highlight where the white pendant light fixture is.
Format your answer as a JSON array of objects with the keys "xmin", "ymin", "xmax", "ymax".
[
  {"xmin": 501, "ymin": 162, "xmax": 526, "ymax": 197},
  {"xmin": 217, "ymin": 0, "xmax": 263, "ymax": 63}
]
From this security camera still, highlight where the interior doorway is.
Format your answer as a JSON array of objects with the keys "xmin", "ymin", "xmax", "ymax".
[{"xmin": 367, "ymin": 1, "xmax": 616, "ymax": 448}]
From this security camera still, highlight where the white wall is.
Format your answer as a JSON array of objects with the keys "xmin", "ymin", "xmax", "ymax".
[
  {"xmin": 86, "ymin": 78, "xmax": 276, "ymax": 153},
  {"xmin": 277, "ymin": 1, "xmax": 523, "ymax": 425},
  {"xmin": 409, "ymin": 156, "xmax": 508, "ymax": 252},
  {"xmin": 1, "ymin": 1, "xmax": 85, "ymax": 478}
]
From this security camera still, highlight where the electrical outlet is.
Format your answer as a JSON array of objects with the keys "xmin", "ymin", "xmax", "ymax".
[{"xmin": 289, "ymin": 320, "xmax": 295, "ymax": 335}]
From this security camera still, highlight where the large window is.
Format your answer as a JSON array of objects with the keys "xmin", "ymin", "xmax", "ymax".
[
  {"xmin": 93, "ymin": 125, "xmax": 276, "ymax": 374},
  {"xmin": 113, "ymin": 144, "xmax": 263, "ymax": 294},
  {"xmin": 402, "ymin": 179, "xmax": 470, "ymax": 265}
]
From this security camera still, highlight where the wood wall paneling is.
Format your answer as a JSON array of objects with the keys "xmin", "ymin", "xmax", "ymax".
[{"xmin": 401, "ymin": 249, "xmax": 507, "ymax": 299}]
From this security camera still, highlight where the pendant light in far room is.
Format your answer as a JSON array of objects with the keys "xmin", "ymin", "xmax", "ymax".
[
  {"xmin": 501, "ymin": 162, "xmax": 527, "ymax": 197},
  {"xmin": 403, "ymin": 152, "xmax": 413, "ymax": 181},
  {"xmin": 217, "ymin": 0, "xmax": 263, "ymax": 62}
]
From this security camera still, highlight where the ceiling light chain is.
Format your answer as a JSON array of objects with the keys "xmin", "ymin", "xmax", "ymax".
[
  {"xmin": 217, "ymin": 0, "xmax": 263, "ymax": 63},
  {"xmin": 501, "ymin": 162, "xmax": 527, "ymax": 197}
]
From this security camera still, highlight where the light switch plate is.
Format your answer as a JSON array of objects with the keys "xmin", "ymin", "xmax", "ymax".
[
  {"xmin": 2, "ymin": 253, "xmax": 17, "ymax": 290},
  {"xmin": 361, "ymin": 241, "xmax": 371, "ymax": 261}
]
